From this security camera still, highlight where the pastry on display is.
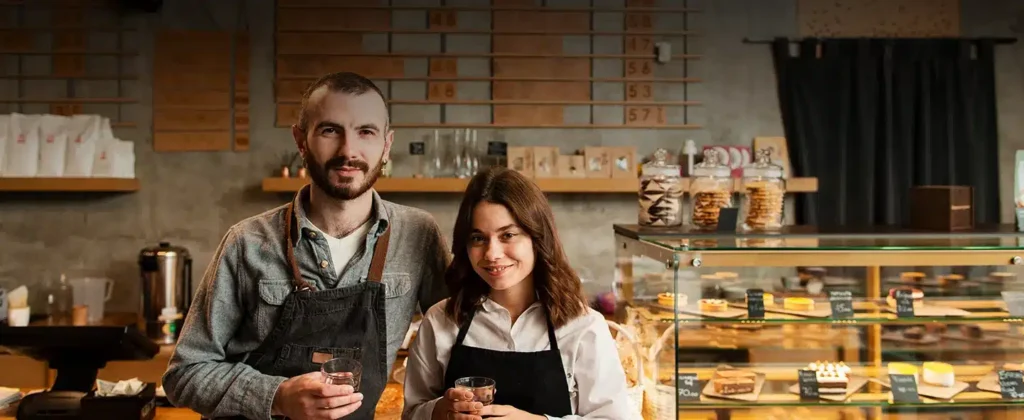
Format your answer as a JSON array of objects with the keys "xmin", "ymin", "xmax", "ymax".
[
  {"xmin": 699, "ymin": 299, "xmax": 729, "ymax": 312},
  {"xmin": 888, "ymin": 362, "xmax": 920, "ymax": 383},
  {"xmin": 925, "ymin": 324, "xmax": 948, "ymax": 335},
  {"xmin": 783, "ymin": 297, "xmax": 814, "ymax": 311},
  {"xmin": 715, "ymin": 272, "xmax": 739, "ymax": 281},
  {"xmin": 902, "ymin": 326, "xmax": 926, "ymax": 340},
  {"xmin": 938, "ymin": 274, "xmax": 964, "ymax": 287},
  {"xmin": 806, "ymin": 361, "xmax": 851, "ymax": 394},
  {"xmin": 1003, "ymin": 363, "xmax": 1024, "ymax": 371},
  {"xmin": 959, "ymin": 324, "xmax": 984, "ymax": 339},
  {"xmin": 712, "ymin": 369, "xmax": 757, "ymax": 395},
  {"xmin": 922, "ymin": 362, "xmax": 955, "ymax": 387},
  {"xmin": 900, "ymin": 272, "xmax": 926, "ymax": 282},
  {"xmin": 657, "ymin": 292, "xmax": 688, "ymax": 308},
  {"xmin": 886, "ymin": 287, "xmax": 924, "ymax": 309},
  {"xmin": 990, "ymin": 272, "xmax": 1016, "ymax": 282}
]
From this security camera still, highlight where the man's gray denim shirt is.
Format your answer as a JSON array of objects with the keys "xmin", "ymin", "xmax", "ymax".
[{"xmin": 162, "ymin": 186, "xmax": 450, "ymax": 419}]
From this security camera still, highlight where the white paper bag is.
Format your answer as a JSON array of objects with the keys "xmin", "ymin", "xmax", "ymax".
[
  {"xmin": 91, "ymin": 139, "xmax": 115, "ymax": 178},
  {"xmin": 5, "ymin": 113, "xmax": 42, "ymax": 177},
  {"xmin": 64, "ymin": 115, "xmax": 101, "ymax": 177},
  {"xmin": 113, "ymin": 140, "xmax": 135, "ymax": 179},
  {"xmin": 37, "ymin": 114, "xmax": 69, "ymax": 177},
  {"xmin": 0, "ymin": 115, "xmax": 9, "ymax": 175}
]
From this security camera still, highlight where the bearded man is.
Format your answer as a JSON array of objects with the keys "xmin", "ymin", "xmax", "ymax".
[{"xmin": 163, "ymin": 72, "xmax": 450, "ymax": 420}]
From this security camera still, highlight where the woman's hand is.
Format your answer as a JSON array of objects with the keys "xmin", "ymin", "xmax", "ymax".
[
  {"xmin": 477, "ymin": 404, "xmax": 546, "ymax": 420},
  {"xmin": 431, "ymin": 388, "xmax": 485, "ymax": 420}
]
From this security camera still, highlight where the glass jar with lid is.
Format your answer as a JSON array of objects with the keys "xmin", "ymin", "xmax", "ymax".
[
  {"xmin": 689, "ymin": 149, "xmax": 733, "ymax": 229},
  {"xmin": 638, "ymin": 148, "xmax": 684, "ymax": 227},
  {"xmin": 740, "ymin": 147, "xmax": 786, "ymax": 231}
]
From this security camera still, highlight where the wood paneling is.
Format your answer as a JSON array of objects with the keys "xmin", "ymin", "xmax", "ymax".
[
  {"xmin": 494, "ymin": 105, "xmax": 564, "ymax": 126},
  {"xmin": 493, "ymin": 11, "xmax": 589, "ymax": 32},
  {"xmin": 493, "ymin": 81, "xmax": 590, "ymax": 101},
  {"xmin": 798, "ymin": 0, "xmax": 960, "ymax": 37},
  {"xmin": 154, "ymin": 132, "xmax": 233, "ymax": 152},
  {"xmin": 493, "ymin": 58, "xmax": 590, "ymax": 78},
  {"xmin": 277, "ymin": 8, "xmax": 391, "ymax": 31},
  {"xmin": 493, "ymin": 35, "xmax": 562, "ymax": 54},
  {"xmin": 277, "ymin": 33, "xmax": 363, "ymax": 54},
  {"xmin": 276, "ymin": 56, "xmax": 405, "ymax": 78}
]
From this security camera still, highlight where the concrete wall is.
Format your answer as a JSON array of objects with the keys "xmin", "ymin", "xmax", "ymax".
[{"xmin": 0, "ymin": 0, "xmax": 1021, "ymax": 312}]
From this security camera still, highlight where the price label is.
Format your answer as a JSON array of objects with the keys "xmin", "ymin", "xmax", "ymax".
[
  {"xmin": 624, "ymin": 106, "xmax": 665, "ymax": 126},
  {"xmin": 895, "ymin": 289, "xmax": 915, "ymax": 318},
  {"xmin": 1002, "ymin": 291, "xmax": 1024, "ymax": 317},
  {"xmin": 625, "ymin": 12, "xmax": 653, "ymax": 31},
  {"xmin": 828, "ymin": 290, "xmax": 854, "ymax": 319},
  {"xmin": 487, "ymin": 141, "xmax": 508, "ymax": 157},
  {"xmin": 716, "ymin": 207, "xmax": 739, "ymax": 232},
  {"xmin": 999, "ymin": 370, "xmax": 1024, "ymax": 400},
  {"xmin": 677, "ymin": 373, "xmax": 700, "ymax": 402},
  {"xmin": 52, "ymin": 55, "xmax": 85, "ymax": 78},
  {"xmin": 797, "ymin": 369, "xmax": 819, "ymax": 399},
  {"xmin": 889, "ymin": 374, "xmax": 920, "ymax": 403},
  {"xmin": 624, "ymin": 59, "xmax": 653, "ymax": 79},
  {"xmin": 428, "ymin": 82, "xmax": 457, "ymax": 101},
  {"xmin": 746, "ymin": 288, "xmax": 765, "ymax": 318},
  {"xmin": 49, "ymin": 103, "xmax": 82, "ymax": 116},
  {"xmin": 409, "ymin": 142, "xmax": 425, "ymax": 156},
  {"xmin": 626, "ymin": 82, "xmax": 652, "ymax": 101},
  {"xmin": 625, "ymin": 36, "xmax": 653, "ymax": 54},
  {"xmin": 429, "ymin": 58, "xmax": 457, "ymax": 77}
]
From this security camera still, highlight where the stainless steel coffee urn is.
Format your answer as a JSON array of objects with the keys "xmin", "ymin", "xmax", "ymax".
[{"xmin": 139, "ymin": 242, "xmax": 193, "ymax": 344}]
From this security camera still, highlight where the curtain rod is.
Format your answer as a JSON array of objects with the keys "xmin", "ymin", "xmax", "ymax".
[{"xmin": 743, "ymin": 37, "xmax": 1017, "ymax": 45}]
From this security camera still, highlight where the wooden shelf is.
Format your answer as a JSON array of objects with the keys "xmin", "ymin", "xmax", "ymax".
[
  {"xmin": 262, "ymin": 177, "xmax": 819, "ymax": 194},
  {"xmin": 0, "ymin": 177, "xmax": 140, "ymax": 192},
  {"xmin": 277, "ymin": 76, "xmax": 702, "ymax": 83},
  {"xmin": 280, "ymin": 29, "xmax": 696, "ymax": 36},
  {"xmin": 277, "ymin": 52, "xmax": 701, "ymax": 59},
  {"xmin": 277, "ymin": 5, "xmax": 701, "ymax": 12}
]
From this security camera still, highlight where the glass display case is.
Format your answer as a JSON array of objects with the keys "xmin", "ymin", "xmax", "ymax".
[{"xmin": 611, "ymin": 224, "xmax": 1024, "ymax": 420}]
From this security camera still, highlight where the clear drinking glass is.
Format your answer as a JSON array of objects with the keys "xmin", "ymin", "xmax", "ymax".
[
  {"xmin": 454, "ymin": 377, "xmax": 496, "ymax": 406},
  {"xmin": 321, "ymin": 357, "xmax": 362, "ymax": 391},
  {"xmin": 428, "ymin": 130, "xmax": 445, "ymax": 178}
]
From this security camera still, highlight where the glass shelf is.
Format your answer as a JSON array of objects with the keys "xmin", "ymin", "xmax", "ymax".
[{"xmin": 615, "ymin": 224, "xmax": 1024, "ymax": 251}]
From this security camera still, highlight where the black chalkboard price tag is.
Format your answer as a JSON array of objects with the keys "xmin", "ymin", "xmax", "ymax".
[
  {"xmin": 716, "ymin": 208, "xmax": 739, "ymax": 232},
  {"xmin": 895, "ymin": 289, "xmax": 915, "ymax": 318},
  {"xmin": 828, "ymin": 290, "xmax": 854, "ymax": 319},
  {"xmin": 746, "ymin": 288, "xmax": 765, "ymax": 318},
  {"xmin": 487, "ymin": 141, "xmax": 508, "ymax": 156},
  {"xmin": 889, "ymin": 374, "xmax": 920, "ymax": 403},
  {"xmin": 797, "ymin": 369, "xmax": 819, "ymax": 400},
  {"xmin": 409, "ymin": 142, "xmax": 425, "ymax": 155},
  {"xmin": 998, "ymin": 370, "xmax": 1024, "ymax": 399},
  {"xmin": 677, "ymin": 373, "xmax": 700, "ymax": 402}
]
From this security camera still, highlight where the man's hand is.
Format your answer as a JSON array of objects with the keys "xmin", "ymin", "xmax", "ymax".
[
  {"xmin": 431, "ymin": 388, "xmax": 485, "ymax": 420},
  {"xmin": 478, "ymin": 404, "xmax": 545, "ymax": 420},
  {"xmin": 271, "ymin": 371, "xmax": 364, "ymax": 419}
]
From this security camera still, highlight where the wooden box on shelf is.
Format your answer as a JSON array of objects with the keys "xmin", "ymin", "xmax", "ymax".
[
  {"xmin": 583, "ymin": 147, "xmax": 611, "ymax": 178},
  {"xmin": 557, "ymin": 155, "xmax": 586, "ymax": 178},
  {"xmin": 507, "ymin": 147, "xmax": 534, "ymax": 178},
  {"xmin": 532, "ymin": 146, "xmax": 558, "ymax": 178},
  {"xmin": 908, "ymin": 185, "xmax": 974, "ymax": 231}
]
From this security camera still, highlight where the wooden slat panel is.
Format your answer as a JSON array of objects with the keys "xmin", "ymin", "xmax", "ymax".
[
  {"xmin": 625, "ymin": 82, "xmax": 652, "ymax": 102},
  {"xmin": 429, "ymin": 58, "xmax": 457, "ymax": 77},
  {"xmin": 276, "ymin": 79, "xmax": 313, "ymax": 101},
  {"xmin": 52, "ymin": 8, "xmax": 83, "ymax": 27},
  {"xmin": 154, "ymin": 109, "xmax": 231, "ymax": 131},
  {"xmin": 0, "ymin": 30, "xmax": 34, "ymax": 52},
  {"xmin": 492, "ymin": 58, "xmax": 589, "ymax": 78},
  {"xmin": 624, "ymin": 105, "xmax": 666, "ymax": 126},
  {"xmin": 52, "ymin": 30, "xmax": 87, "ymax": 52},
  {"xmin": 152, "ymin": 71, "xmax": 231, "ymax": 91},
  {"xmin": 493, "ymin": 11, "xmax": 589, "ymax": 32},
  {"xmin": 624, "ymin": 35, "xmax": 653, "ymax": 54},
  {"xmin": 494, "ymin": 105, "xmax": 563, "ymax": 125},
  {"xmin": 50, "ymin": 103, "xmax": 83, "ymax": 116},
  {"xmin": 492, "ymin": 35, "xmax": 562, "ymax": 54},
  {"xmin": 276, "ymin": 56, "xmax": 405, "ymax": 78},
  {"xmin": 624, "ymin": 12, "xmax": 654, "ymax": 32},
  {"xmin": 428, "ymin": 9, "xmax": 458, "ymax": 31},
  {"xmin": 277, "ymin": 103, "xmax": 302, "ymax": 127},
  {"xmin": 492, "ymin": 0, "xmax": 535, "ymax": 6},
  {"xmin": 427, "ymin": 82, "xmax": 457, "ymax": 101},
  {"xmin": 624, "ymin": 59, "xmax": 654, "ymax": 79},
  {"xmin": 278, "ymin": 0, "xmax": 382, "ymax": 5},
  {"xmin": 626, "ymin": 0, "xmax": 657, "ymax": 6},
  {"xmin": 155, "ymin": 31, "xmax": 231, "ymax": 51},
  {"xmin": 235, "ymin": 32, "xmax": 250, "ymax": 151},
  {"xmin": 278, "ymin": 8, "xmax": 390, "ymax": 31},
  {"xmin": 493, "ymin": 81, "xmax": 590, "ymax": 101},
  {"xmin": 155, "ymin": 51, "xmax": 233, "ymax": 72},
  {"xmin": 154, "ymin": 90, "xmax": 229, "ymax": 110},
  {"xmin": 154, "ymin": 132, "xmax": 232, "ymax": 152},
  {"xmin": 52, "ymin": 55, "xmax": 85, "ymax": 78},
  {"xmin": 276, "ymin": 33, "xmax": 363, "ymax": 54}
]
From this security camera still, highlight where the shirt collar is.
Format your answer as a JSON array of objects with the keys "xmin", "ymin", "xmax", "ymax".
[
  {"xmin": 479, "ymin": 294, "xmax": 542, "ymax": 314},
  {"xmin": 288, "ymin": 184, "xmax": 390, "ymax": 246}
]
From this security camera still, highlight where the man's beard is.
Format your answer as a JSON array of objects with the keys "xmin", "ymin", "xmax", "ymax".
[{"xmin": 305, "ymin": 153, "xmax": 382, "ymax": 200}]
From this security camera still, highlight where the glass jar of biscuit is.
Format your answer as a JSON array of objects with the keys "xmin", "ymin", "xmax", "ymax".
[
  {"xmin": 740, "ymin": 148, "xmax": 786, "ymax": 231},
  {"xmin": 689, "ymin": 149, "xmax": 733, "ymax": 229},
  {"xmin": 638, "ymin": 148, "xmax": 683, "ymax": 227}
]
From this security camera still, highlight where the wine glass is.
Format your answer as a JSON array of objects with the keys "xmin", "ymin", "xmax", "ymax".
[
  {"xmin": 321, "ymin": 357, "xmax": 362, "ymax": 391},
  {"xmin": 454, "ymin": 376, "xmax": 496, "ymax": 406}
]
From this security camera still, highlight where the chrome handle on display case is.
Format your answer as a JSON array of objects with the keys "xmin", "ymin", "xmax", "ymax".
[{"xmin": 1012, "ymin": 256, "xmax": 1022, "ymax": 265}]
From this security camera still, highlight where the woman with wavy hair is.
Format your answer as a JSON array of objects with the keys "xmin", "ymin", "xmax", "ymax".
[{"xmin": 403, "ymin": 167, "xmax": 638, "ymax": 420}]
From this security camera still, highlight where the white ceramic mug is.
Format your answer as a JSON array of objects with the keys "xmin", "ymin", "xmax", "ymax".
[{"xmin": 8, "ymin": 306, "xmax": 30, "ymax": 327}]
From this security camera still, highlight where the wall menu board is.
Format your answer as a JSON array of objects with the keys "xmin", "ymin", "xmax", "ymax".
[
  {"xmin": 273, "ymin": 0, "xmax": 700, "ymax": 129},
  {"xmin": 152, "ymin": 30, "xmax": 249, "ymax": 152},
  {"xmin": 0, "ymin": 1, "xmax": 138, "ymax": 127}
]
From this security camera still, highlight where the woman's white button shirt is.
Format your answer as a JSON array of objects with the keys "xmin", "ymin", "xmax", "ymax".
[{"xmin": 402, "ymin": 298, "xmax": 642, "ymax": 420}]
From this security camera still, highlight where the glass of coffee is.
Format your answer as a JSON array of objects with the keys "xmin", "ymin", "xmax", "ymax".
[
  {"xmin": 321, "ymin": 357, "xmax": 362, "ymax": 391},
  {"xmin": 454, "ymin": 376, "xmax": 496, "ymax": 406}
]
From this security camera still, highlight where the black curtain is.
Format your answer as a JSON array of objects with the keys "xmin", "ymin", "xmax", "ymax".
[{"xmin": 771, "ymin": 38, "xmax": 1000, "ymax": 228}]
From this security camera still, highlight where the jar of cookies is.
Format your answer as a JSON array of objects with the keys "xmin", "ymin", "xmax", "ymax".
[
  {"xmin": 689, "ymin": 149, "xmax": 733, "ymax": 229},
  {"xmin": 740, "ymin": 148, "xmax": 786, "ymax": 231},
  {"xmin": 638, "ymin": 148, "xmax": 684, "ymax": 227}
]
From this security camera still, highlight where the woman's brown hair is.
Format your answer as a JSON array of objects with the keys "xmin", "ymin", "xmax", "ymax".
[{"xmin": 443, "ymin": 166, "xmax": 588, "ymax": 328}]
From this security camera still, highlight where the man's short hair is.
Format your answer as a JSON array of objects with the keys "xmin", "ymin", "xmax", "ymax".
[{"xmin": 297, "ymin": 72, "xmax": 389, "ymax": 131}]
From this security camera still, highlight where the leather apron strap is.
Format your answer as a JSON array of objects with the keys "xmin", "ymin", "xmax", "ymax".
[{"xmin": 284, "ymin": 201, "xmax": 392, "ymax": 291}]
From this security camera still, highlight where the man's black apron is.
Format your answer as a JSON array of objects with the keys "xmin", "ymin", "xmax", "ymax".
[
  {"xmin": 218, "ymin": 201, "xmax": 390, "ymax": 420},
  {"xmin": 441, "ymin": 308, "xmax": 573, "ymax": 417}
]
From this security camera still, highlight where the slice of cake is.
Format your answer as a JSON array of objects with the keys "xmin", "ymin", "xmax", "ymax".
[
  {"xmin": 886, "ymin": 287, "xmax": 924, "ymax": 309},
  {"xmin": 784, "ymin": 297, "xmax": 814, "ymax": 311},
  {"xmin": 657, "ymin": 292, "xmax": 687, "ymax": 308},
  {"xmin": 900, "ymin": 272, "xmax": 926, "ymax": 282},
  {"xmin": 902, "ymin": 326, "xmax": 926, "ymax": 340},
  {"xmin": 959, "ymin": 324, "xmax": 984, "ymax": 339},
  {"xmin": 712, "ymin": 369, "xmax": 756, "ymax": 395},
  {"xmin": 806, "ymin": 361, "xmax": 851, "ymax": 394},
  {"xmin": 922, "ymin": 362, "xmax": 955, "ymax": 387},
  {"xmin": 699, "ymin": 299, "xmax": 729, "ymax": 313}
]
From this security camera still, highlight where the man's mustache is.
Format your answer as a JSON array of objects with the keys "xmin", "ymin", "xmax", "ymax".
[{"xmin": 323, "ymin": 157, "xmax": 369, "ymax": 173}]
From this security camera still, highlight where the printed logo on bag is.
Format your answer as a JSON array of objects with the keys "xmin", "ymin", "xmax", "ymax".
[
  {"xmin": 17, "ymin": 135, "xmax": 25, "ymax": 143},
  {"xmin": 46, "ymin": 135, "xmax": 54, "ymax": 143},
  {"xmin": 100, "ymin": 152, "xmax": 107, "ymax": 160},
  {"xmin": 75, "ymin": 136, "xmax": 82, "ymax": 143}
]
